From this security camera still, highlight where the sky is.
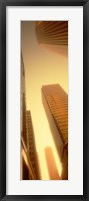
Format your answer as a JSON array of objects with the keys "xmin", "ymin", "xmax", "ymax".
[{"xmin": 21, "ymin": 21, "xmax": 68, "ymax": 180}]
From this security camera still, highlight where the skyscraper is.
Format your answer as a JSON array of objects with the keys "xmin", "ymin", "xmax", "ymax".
[
  {"xmin": 21, "ymin": 53, "xmax": 29, "ymax": 179},
  {"xmin": 45, "ymin": 147, "xmax": 60, "ymax": 180},
  {"xmin": 21, "ymin": 53, "xmax": 27, "ymax": 147},
  {"xmin": 26, "ymin": 110, "xmax": 41, "ymax": 180},
  {"xmin": 21, "ymin": 55, "xmax": 39, "ymax": 180},
  {"xmin": 21, "ymin": 137, "xmax": 37, "ymax": 180},
  {"xmin": 36, "ymin": 21, "xmax": 68, "ymax": 56},
  {"xmin": 42, "ymin": 84, "xmax": 68, "ymax": 180}
]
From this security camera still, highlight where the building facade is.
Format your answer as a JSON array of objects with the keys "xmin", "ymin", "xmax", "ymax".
[
  {"xmin": 21, "ymin": 54, "xmax": 29, "ymax": 180},
  {"xmin": 21, "ymin": 54, "xmax": 39, "ymax": 180},
  {"xmin": 21, "ymin": 54, "xmax": 27, "ymax": 147},
  {"xmin": 42, "ymin": 84, "xmax": 68, "ymax": 180},
  {"xmin": 26, "ymin": 110, "xmax": 41, "ymax": 180},
  {"xmin": 36, "ymin": 21, "xmax": 68, "ymax": 56}
]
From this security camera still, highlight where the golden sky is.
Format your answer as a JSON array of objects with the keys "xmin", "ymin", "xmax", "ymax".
[{"xmin": 21, "ymin": 21, "xmax": 68, "ymax": 180}]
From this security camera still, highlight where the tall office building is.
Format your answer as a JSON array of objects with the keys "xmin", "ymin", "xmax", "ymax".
[
  {"xmin": 21, "ymin": 54, "xmax": 27, "ymax": 147},
  {"xmin": 42, "ymin": 84, "xmax": 68, "ymax": 180},
  {"xmin": 36, "ymin": 21, "xmax": 68, "ymax": 56},
  {"xmin": 21, "ymin": 55, "xmax": 39, "ymax": 180},
  {"xmin": 26, "ymin": 110, "xmax": 40, "ymax": 180},
  {"xmin": 21, "ymin": 54, "xmax": 29, "ymax": 180},
  {"xmin": 45, "ymin": 147, "xmax": 60, "ymax": 180}
]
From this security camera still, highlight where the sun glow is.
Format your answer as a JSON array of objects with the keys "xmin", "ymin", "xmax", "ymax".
[{"xmin": 21, "ymin": 21, "xmax": 68, "ymax": 180}]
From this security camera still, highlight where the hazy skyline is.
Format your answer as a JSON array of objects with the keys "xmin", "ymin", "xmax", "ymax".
[{"xmin": 21, "ymin": 21, "xmax": 68, "ymax": 179}]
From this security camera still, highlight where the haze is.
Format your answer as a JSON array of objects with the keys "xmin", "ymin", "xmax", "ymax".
[{"xmin": 21, "ymin": 21, "xmax": 68, "ymax": 179}]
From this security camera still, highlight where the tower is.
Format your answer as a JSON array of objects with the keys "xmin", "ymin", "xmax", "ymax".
[
  {"xmin": 21, "ymin": 55, "xmax": 39, "ymax": 180},
  {"xmin": 36, "ymin": 21, "xmax": 68, "ymax": 56},
  {"xmin": 26, "ymin": 110, "xmax": 40, "ymax": 180},
  {"xmin": 42, "ymin": 84, "xmax": 68, "ymax": 179}
]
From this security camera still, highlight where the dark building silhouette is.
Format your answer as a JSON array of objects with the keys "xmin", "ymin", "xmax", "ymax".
[
  {"xmin": 45, "ymin": 147, "xmax": 60, "ymax": 180},
  {"xmin": 22, "ymin": 157, "xmax": 29, "ymax": 180},
  {"xmin": 21, "ymin": 53, "xmax": 29, "ymax": 180},
  {"xmin": 26, "ymin": 110, "xmax": 41, "ymax": 180},
  {"xmin": 42, "ymin": 84, "xmax": 68, "ymax": 180},
  {"xmin": 21, "ymin": 138, "xmax": 36, "ymax": 180},
  {"xmin": 21, "ymin": 53, "xmax": 27, "ymax": 147},
  {"xmin": 36, "ymin": 21, "xmax": 68, "ymax": 56},
  {"xmin": 21, "ymin": 54, "xmax": 39, "ymax": 180}
]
